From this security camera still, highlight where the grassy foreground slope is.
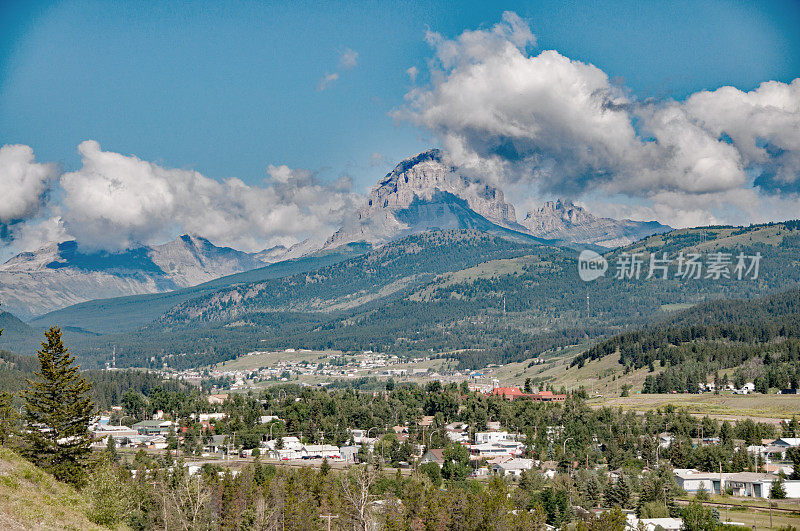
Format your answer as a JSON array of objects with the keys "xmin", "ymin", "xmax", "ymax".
[{"xmin": 0, "ymin": 448, "xmax": 106, "ymax": 530}]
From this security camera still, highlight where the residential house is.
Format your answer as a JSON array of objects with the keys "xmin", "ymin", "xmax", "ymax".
[
  {"xmin": 626, "ymin": 515, "xmax": 683, "ymax": 531},
  {"xmin": 419, "ymin": 449, "xmax": 445, "ymax": 467},
  {"xmin": 92, "ymin": 424, "xmax": 138, "ymax": 441},
  {"xmin": 301, "ymin": 444, "xmax": 341, "ymax": 459},
  {"xmin": 539, "ymin": 460, "xmax": 559, "ymax": 479},
  {"xmin": 206, "ymin": 435, "xmax": 229, "ymax": 454},
  {"xmin": 474, "ymin": 431, "xmax": 511, "ymax": 445},
  {"xmin": 674, "ymin": 469, "xmax": 800, "ymax": 499},
  {"xmin": 418, "ymin": 416, "xmax": 435, "ymax": 428},
  {"xmin": 673, "ymin": 469, "xmax": 723, "ymax": 495},
  {"xmin": 492, "ymin": 458, "xmax": 533, "ymax": 477},
  {"xmin": 468, "ymin": 441, "xmax": 525, "ymax": 459},
  {"xmin": 207, "ymin": 394, "xmax": 229, "ymax": 405},
  {"xmin": 771, "ymin": 437, "xmax": 800, "ymax": 448}
]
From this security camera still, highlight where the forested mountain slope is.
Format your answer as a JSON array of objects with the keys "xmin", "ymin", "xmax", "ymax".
[
  {"xmin": 159, "ymin": 230, "xmax": 547, "ymax": 325},
  {"xmin": 5, "ymin": 221, "xmax": 799, "ymax": 371},
  {"xmin": 58, "ymin": 221, "xmax": 800, "ymax": 370},
  {"xmin": 570, "ymin": 287, "xmax": 800, "ymax": 393},
  {"xmin": 30, "ymin": 242, "xmax": 371, "ymax": 334}
]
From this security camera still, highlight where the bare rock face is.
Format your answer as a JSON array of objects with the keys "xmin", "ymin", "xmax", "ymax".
[
  {"xmin": 0, "ymin": 235, "xmax": 271, "ymax": 319},
  {"xmin": 325, "ymin": 150, "xmax": 518, "ymax": 247},
  {"xmin": 521, "ymin": 199, "xmax": 670, "ymax": 248}
]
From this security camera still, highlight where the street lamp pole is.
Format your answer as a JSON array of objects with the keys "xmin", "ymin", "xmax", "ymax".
[
  {"xmin": 563, "ymin": 437, "xmax": 574, "ymax": 476},
  {"xmin": 563, "ymin": 437, "xmax": 573, "ymax": 456}
]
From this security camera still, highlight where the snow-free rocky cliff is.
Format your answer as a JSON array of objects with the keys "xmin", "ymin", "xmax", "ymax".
[
  {"xmin": 324, "ymin": 149, "xmax": 669, "ymax": 249},
  {"xmin": 520, "ymin": 199, "xmax": 670, "ymax": 248},
  {"xmin": 325, "ymin": 149, "xmax": 522, "ymax": 248},
  {"xmin": 0, "ymin": 235, "xmax": 271, "ymax": 319}
]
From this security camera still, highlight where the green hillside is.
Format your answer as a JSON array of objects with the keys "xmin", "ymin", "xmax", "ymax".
[
  {"xmin": 160, "ymin": 229, "xmax": 546, "ymax": 324},
  {"xmin": 8, "ymin": 221, "xmax": 800, "ymax": 371},
  {"xmin": 69, "ymin": 230, "xmax": 551, "ymax": 367},
  {"xmin": 29, "ymin": 242, "xmax": 371, "ymax": 334},
  {"xmin": 571, "ymin": 286, "xmax": 800, "ymax": 394},
  {"xmin": 0, "ymin": 448, "xmax": 106, "ymax": 530}
]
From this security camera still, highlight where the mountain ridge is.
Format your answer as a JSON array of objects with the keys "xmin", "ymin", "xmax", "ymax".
[
  {"xmin": 2, "ymin": 149, "xmax": 671, "ymax": 320},
  {"xmin": 0, "ymin": 234, "xmax": 275, "ymax": 319},
  {"xmin": 521, "ymin": 199, "xmax": 671, "ymax": 248},
  {"xmin": 324, "ymin": 149, "xmax": 523, "ymax": 248}
]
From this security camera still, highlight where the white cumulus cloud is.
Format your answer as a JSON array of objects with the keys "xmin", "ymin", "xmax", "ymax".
[
  {"xmin": 57, "ymin": 140, "xmax": 361, "ymax": 252},
  {"xmin": 0, "ymin": 144, "xmax": 57, "ymax": 222},
  {"xmin": 396, "ymin": 11, "xmax": 800, "ymax": 228}
]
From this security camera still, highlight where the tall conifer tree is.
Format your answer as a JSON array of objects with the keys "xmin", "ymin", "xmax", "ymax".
[{"xmin": 23, "ymin": 326, "xmax": 95, "ymax": 487}]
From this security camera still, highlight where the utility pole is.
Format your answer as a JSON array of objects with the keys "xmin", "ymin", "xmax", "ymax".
[
  {"xmin": 586, "ymin": 287, "xmax": 590, "ymax": 319},
  {"xmin": 770, "ymin": 501, "xmax": 773, "ymax": 528},
  {"xmin": 320, "ymin": 514, "xmax": 338, "ymax": 531},
  {"xmin": 175, "ymin": 410, "xmax": 179, "ymax": 458}
]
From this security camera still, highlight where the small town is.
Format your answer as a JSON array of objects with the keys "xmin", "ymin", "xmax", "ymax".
[{"xmin": 3, "ymin": 1, "xmax": 800, "ymax": 529}]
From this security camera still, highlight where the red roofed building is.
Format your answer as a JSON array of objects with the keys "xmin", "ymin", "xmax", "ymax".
[{"xmin": 491, "ymin": 387, "xmax": 566, "ymax": 402}]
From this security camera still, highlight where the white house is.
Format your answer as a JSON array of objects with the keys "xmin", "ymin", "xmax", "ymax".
[
  {"xmin": 195, "ymin": 412, "xmax": 226, "ymax": 422},
  {"xmin": 658, "ymin": 433, "xmax": 675, "ymax": 448},
  {"xmin": 673, "ymin": 469, "xmax": 723, "ymax": 495},
  {"xmin": 492, "ymin": 458, "xmax": 533, "ymax": 477},
  {"xmin": 627, "ymin": 515, "xmax": 683, "ymax": 531},
  {"xmin": 474, "ymin": 431, "xmax": 511, "ymax": 445},
  {"xmin": 265, "ymin": 436, "xmax": 304, "ymax": 459},
  {"xmin": 674, "ymin": 469, "xmax": 800, "ymax": 499},
  {"xmin": 468, "ymin": 441, "xmax": 525, "ymax": 459},
  {"xmin": 301, "ymin": 444, "xmax": 341, "ymax": 459},
  {"xmin": 92, "ymin": 424, "xmax": 138, "ymax": 440}
]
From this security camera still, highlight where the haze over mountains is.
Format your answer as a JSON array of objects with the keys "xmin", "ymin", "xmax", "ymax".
[
  {"xmin": 0, "ymin": 149, "xmax": 671, "ymax": 320},
  {"xmin": 0, "ymin": 235, "xmax": 270, "ymax": 319}
]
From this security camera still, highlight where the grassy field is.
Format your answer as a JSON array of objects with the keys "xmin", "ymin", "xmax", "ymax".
[
  {"xmin": 490, "ymin": 345, "xmax": 800, "ymax": 424},
  {"xmin": 211, "ymin": 349, "xmax": 339, "ymax": 371},
  {"xmin": 590, "ymin": 393, "xmax": 800, "ymax": 424},
  {"xmin": 677, "ymin": 495, "xmax": 800, "ymax": 529},
  {"xmin": 492, "ymin": 345, "xmax": 658, "ymax": 395}
]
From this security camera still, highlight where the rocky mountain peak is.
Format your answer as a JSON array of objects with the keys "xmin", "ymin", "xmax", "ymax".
[
  {"xmin": 525, "ymin": 199, "xmax": 596, "ymax": 230},
  {"xmin": 521, "ymin": 199, "xmax": 670, "ymax": 248},
  {"xmin": 324, "ymin": 150, "xmax": 519, "ymax": 248},
  {"xmin": 367, "ymin": 149, "xmax": 516, "ymax": 225}
]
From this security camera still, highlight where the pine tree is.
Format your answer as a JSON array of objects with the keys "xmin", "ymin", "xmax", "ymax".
[
  {"xmin": 0, "ymin": 391, "xmax": 19, "ymax": 446},
  {"xmin": 22, "ymin": 326, "xmax": 95, "ymax": 487},
  {"xmin": 0, "ymin": 317, "xmax": 11, "ymax": 447},
  {"xmin": 771, "ymin": 475, "xmax": 788, "ymax": 499},
  {"xmin": 789, "ymin": 447, "xmax": 800, "ymax": 480},
  {"xmin": 605, "ymin": 475, "xmax": 632, "ymax": 509}
]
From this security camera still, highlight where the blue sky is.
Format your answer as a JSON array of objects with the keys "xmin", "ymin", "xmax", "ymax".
[
  {"xmin": 2, "ymin": 0, "xmax": 799, "ymax": 192},
  {"xmin": 1, "ymin": 0, "xmax": 799, "ymax": 257}
]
